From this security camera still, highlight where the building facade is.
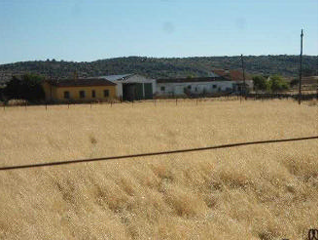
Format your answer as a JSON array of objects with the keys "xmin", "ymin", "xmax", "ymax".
[
  {"xmin": 213, "ymin": 69, "xmax": 254, "ymax": 90},
  {"xmin": 98, "ymin": 74, "xmax": 156, "ymax": 101},
  {"xmin": 156, "ymin": 77, "xmax": 237, "ymax": 97},
  {"xmin": 43, "ymin": 78, "xmax": 117, "ymax": 102}
]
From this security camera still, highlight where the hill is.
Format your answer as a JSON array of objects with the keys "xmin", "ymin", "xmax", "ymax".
[{"xmin": 0, "ymin": 55, "xmax": 318, "ymax": 82}]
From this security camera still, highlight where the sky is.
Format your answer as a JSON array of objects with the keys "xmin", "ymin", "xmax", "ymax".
[{"xmin": 0, "ymin": 0, "xmax": 318, "ymax": 64}]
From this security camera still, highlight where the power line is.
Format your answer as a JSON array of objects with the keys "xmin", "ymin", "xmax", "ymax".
[{"xmin": 0, "ymin": 136, "xmax": 317, "ymax": 171}]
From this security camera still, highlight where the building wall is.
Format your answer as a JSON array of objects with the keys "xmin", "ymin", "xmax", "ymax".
[
  {"xmin": 43, "ymin": 82, "xmax": 57, "ymax": 101},
  {"xmin": 156, "ymin": 81, "xmax": 236, "ymax": 96},
  {"xmin": 43, "ymin": 83, "xmax": 117, "ymax": 102},
  {"xmin": 116, "ymin": 75, "xmax": 156, "ymax": 99},
  {"xmin": 245, "ymin": 80, "xmax": 254, "ymax": 89},
  {"xmin": 115, "ymin": 82, "xmax": 123, "ymax": 98},
  {"xmin": 120, "ymin": 75, "xmax": 156, "ymax": 91},
  {"xmin": 43, "ymin": 82, "xmax": 51, "ymax": 101}
]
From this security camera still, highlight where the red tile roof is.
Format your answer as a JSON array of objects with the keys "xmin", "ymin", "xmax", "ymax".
[
  {"xmin": 46, "ymin": 78, "xmax": 116, "ymax": 87},
  {"xmin": 213, "ymin": 69, "xmax": 252, "ymax": 81}
]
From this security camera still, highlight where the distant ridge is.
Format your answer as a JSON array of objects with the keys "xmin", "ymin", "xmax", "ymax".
[{"xmin": 0, "ymin": 55, "xmax": 317, "ymax": 83}]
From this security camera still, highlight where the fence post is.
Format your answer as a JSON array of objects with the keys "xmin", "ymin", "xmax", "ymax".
[{"xmin": 45, "ymin": 104, "xmax": 48, "ymax": 111}]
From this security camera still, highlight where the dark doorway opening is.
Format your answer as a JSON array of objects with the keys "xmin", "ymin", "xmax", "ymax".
[{"xmin": 122, "ymin": 83, "xmax": 153, "ymax": 101}]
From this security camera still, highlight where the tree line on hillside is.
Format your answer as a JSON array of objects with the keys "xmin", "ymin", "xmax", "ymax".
[{"xmin": 0, "ymin": 55, "xmax": 317, "ymax": 83}]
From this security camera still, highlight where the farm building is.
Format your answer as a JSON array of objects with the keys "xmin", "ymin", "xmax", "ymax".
[
  {"xmin": 42, "ymin": 78, "xmax": 117, "ymax": 102},
  {"xmin": 156, "ymin": 76, "xmax": 237, "ymax": 97},
  {"xmin": 98, "ymin": 74, "xmax": 156, "ymax": 101},
  {"xmin": 213, "ymin": 69, "xmax": 253, "ymax": 90}
]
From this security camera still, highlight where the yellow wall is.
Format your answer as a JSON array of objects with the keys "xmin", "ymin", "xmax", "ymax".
[
  {"xmin": 43, "ymin": 82, "xmax": 57, "ymax": 101},
  {"xmin": 43, "ymin": 83, "xmax": 117, "ymax": 102}
]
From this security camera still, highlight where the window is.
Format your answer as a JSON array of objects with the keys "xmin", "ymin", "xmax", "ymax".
[
  {"xmin": 92, "ymin": 90, "xmax": 96, "ymax": 98},
  {"xmin": 161, "ymin": 86, "xmax": 165, "ymax": 91},
  {"xmin": 212, "ymin": 84, "xmax": 217, "ymax": 89},
  {"xmin": 195, "ymin": 87, "xmax": 198, "ymax": 92},
  {"xmin": 64, "ymin": 91, "xmax": 70, "ymax": 99},
  {"xmin": 104, "ymin": 89, "xmax": 109, "ymax": 97},
  {"xmin": 79, "ymin": 90, "xmax": 85, "ymax": 98},
  {"xmin": 187, "ymin": 85, "xmax": 191, "ymax": 89}
]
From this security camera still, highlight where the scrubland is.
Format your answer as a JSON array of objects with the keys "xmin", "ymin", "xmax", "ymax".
[{"xmin": 0, "ymin": 99, "xmax": 318, "ymax": 240}]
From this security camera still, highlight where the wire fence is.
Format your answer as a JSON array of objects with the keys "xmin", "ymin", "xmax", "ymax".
[
  {"xmin": 0, "ymin": 136, "xmax": 317, "ymax": 171},
  {"xmin": 1, "ymin": 92, "xmax": 318, "ymax": 111}
]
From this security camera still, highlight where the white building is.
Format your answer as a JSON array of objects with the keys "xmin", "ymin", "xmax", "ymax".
[
  {"xmin": 156, "ymin": 76, "xmax": 237, "ymax": 97},
  {"xmin": 98, "ymin": 74, "xmax": 156, "ymax": 100},
  {"xmin": 213, "ymin": 69, "xmax": 254, "ymax": 90}
]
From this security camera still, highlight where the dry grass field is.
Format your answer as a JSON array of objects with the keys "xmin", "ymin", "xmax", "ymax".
[{"xmin": 0, "ymin": 99, "xmax": 318, "ymax": 240}]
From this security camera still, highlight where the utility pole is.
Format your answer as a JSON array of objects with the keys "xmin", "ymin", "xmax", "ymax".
[
  {"xmin": 241, "ymin": 54, "xmax": 246, "ymax": 99},
  {"xmin": 298, "ymin": 29, "xmax": 304, "ymax": 105}
]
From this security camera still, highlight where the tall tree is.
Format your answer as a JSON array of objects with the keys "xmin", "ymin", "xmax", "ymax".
[{"xmin": 4, "ymin": 73, "xmax": 45, "ymax": 102}]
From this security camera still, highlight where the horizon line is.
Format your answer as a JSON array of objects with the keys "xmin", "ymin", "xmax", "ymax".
[{"xmin": 0, "ymin": 54, "xmax": 318, "ymax": 66}]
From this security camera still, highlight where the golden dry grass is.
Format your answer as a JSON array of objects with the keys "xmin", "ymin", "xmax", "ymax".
[{"xmin": 0, "ymin": 99, "xmax": 318, "ymax": 240}]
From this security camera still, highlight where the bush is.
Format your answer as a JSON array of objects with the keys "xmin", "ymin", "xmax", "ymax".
[
  {"xmin": 252, "ymin": 75, "xmax": 268, "ymax": 91},
  {"xmin": 269, "ymin": 75, "xmax": 289, "ymax": 93},
  {"xmin": 290, "ymin": 78, "xmax": 299, "ymax": 87}
]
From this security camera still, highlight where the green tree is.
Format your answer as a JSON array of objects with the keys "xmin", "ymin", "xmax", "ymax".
[
  {"xmin": 4, "ymin": 73, "xmax": 45, "ymax": 102},
  {"xmin": 269, "ymin": 75, "xmax": 289, "ymax": 93},
  {"xmin": 252, "ymin": 75, "xmax": 268, "ymax": 91}
]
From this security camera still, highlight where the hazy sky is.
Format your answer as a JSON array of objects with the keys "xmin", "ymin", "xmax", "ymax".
[{"xmin": 0, "ymin": 0, "xmax": 318, "ymax": 64}]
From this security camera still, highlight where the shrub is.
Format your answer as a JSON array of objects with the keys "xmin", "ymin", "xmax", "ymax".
[
  {"xmin": 269, "ymin": 75, "xmax": 289, "ymax": 93},
  {"xmin": 253, "ymin": 75, "xmax": 268, "ymax": 91},
  {"xmin": 290, "ymin": 78, "xmax": 299, "ymax": 87}
]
